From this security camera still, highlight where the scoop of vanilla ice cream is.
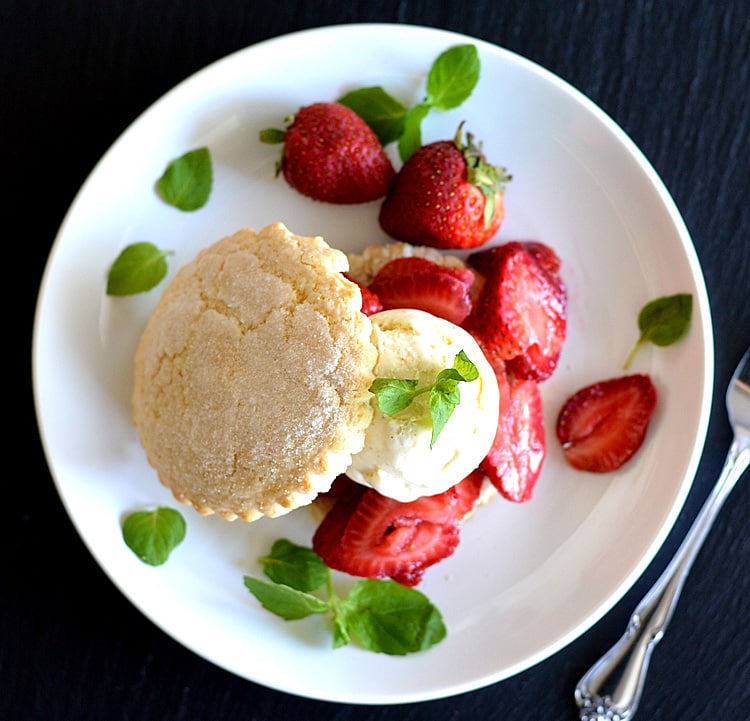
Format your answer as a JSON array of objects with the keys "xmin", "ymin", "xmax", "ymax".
[{"xmin": 346, "ymin": 308, "xmax": 500, "ymax": 502}]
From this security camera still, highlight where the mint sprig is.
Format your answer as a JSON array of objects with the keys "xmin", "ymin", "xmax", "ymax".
[
  {"xmin": 155, "ymin": 147, "xmax": 213, "ymax": 211},
  {"xmin": 106, "ymin": 241, "xmax": 173, "ymax": 296},
  {"xmin": 369, "ymin": 350, "xmax": 479, "ymax": 448},
  {"xmin": 244, "ymin": 539, "xmax": 446, "ymax": 655},
  {"xmin": 122, "ymin": 506, "xmax": 186, "ymax": 566},
  {"xmin": 338, "ymin": 44, "xmax": 480, "ymax": 162},
  {"xmin": 624, "ymin": 293, "xmax": 693, "ymax": 369}
]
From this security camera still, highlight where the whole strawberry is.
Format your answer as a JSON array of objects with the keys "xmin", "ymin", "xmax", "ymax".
[
  {"xmin": 378, "ymin": 124, "xmax": 511, "ymax": 249},
  {"xmin": 260, "ymin": 102, "xmax": 395, "ymax": 204}
]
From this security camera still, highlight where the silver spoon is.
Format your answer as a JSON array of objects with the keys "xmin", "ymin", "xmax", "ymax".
[{"xmin": 574, "ymin": 345, "xmax": 750, "ymax": 721}]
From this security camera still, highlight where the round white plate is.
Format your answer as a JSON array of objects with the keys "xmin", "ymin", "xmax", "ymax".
[{"xmin": 33, "ymin": 24, "xmax": 713, "ymax": 704}]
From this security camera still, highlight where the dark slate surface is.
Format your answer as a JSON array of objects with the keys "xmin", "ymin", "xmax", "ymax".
[{"xmin": 8, "ymin": 1, "xmax": 749, "ymax": 719}]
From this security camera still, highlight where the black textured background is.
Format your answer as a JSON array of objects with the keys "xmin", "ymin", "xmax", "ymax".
[{"xmin": 8, "ymin": 1, "xmax": 749, "ymax": 720}]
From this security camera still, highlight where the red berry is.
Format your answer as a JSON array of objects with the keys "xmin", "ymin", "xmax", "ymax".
[
  {"xmin": 451, "ymin": 470, "xmax": 486, "ymax": 520},
  {"xmin": 378, "ymin": 125, "xmax": 510, "ymax": 249},
  {"xmin": 556, "ymin": 374, "xmax": 658, "ymax": 472},
  {"xmin": 264, "ymin": 102, "xmax": 395, "ymax": 204},
  {"xmin": 464, "ymin": 242, "xmax": 567, "ymax": 381},
  {"xmin": 480, "ymin": 372, "xmax": 546, "ymax": 503},
  {"xmin": 368, "ymin": 256, "xmax": 475, "ymax": 325},
  {"xmin": 312, "ymin": 478, "xmax": 469, "ymax": 586},
  {"xmin": 343, "ymin": 272, "xmax": 383, "ymax": 316},
  {"xmin": 505, "ymin": 242, "xmax": 567, "ymax": 381}
]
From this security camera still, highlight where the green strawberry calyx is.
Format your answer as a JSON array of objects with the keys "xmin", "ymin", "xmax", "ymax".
[{"xmin": 454, "ymin": 123, "xmax": 512, "ymax": 228}]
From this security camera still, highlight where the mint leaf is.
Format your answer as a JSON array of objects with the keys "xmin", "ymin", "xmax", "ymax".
[
  {"xmin": 244, "ymin": 540, "xmax": 447, "ymax": 654},
  {"xmin": 624, "ymin": 293, "xmax": 693, "ymax": 369},
  {"xmin": 425, "ymin": 44, "xmax": 480, "ymax": 111},
  {"xmin": 337, "ymin": 86, "xmax": 408, "ymax": 145},
  {"xmin": 330, "ymin": 596, "xmax": 353, "ymax": 649},
  {"xmin": 398, "ymin": 44, "xmax": 480, "ymax": 162},
  {"xmin": 106, "ymin": 241, "xmax": 173, "ymax": 296},
  {"xmin": 243, "ymin": 577, "xmax": 330, "ymax": 620},
  {"xmin": 398, "ymin": 103, "xmax": 431, "ymax": 163},
  {"xmin": 156, "ymin": 147, "xmax": 213, "ymax": 211},
  {"xmin": 336, "ymin": 45, "xmax": 480, "ymax": 163},
  {"xmin": 341, "ymin": 579, "xmax": 446, "ymax": 655},
  {"xmin": 452, "ymin": 349, "xmax": 480, "ymax": 381},
  {"xmin": 369, "ymin": 377, "xmax": 420, "ymax": 414},
  {"xmin": 429, "ymin": 374, "xmax": 462, "ymax": 448},
  {"xmin": 258, "ymin": 127, "xmax": 286, "ymax": 144},
  {"xmin": 369, "ymin": 351, "xmax": 479, "ymax": 447},
  {"xmin": 122, "ymin": 506, "xmax": 186, "ymax": 566},
  {"xmin": 259, "ymin": 539, "xmax": 329, "ymax": 592}
]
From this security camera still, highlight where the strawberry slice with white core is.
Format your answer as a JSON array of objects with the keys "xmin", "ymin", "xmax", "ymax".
[
  {"xmin": 480, "ymin": 372, "xmax": 546, "ymax": 502},
  {"xmin": 464, "ymin": 243, "xmax": 566, "ymax": 372},
  {"xmin": 312, "ymin": 475, "xmax": 485, "ymax": 586},
  {"xmin": 368, "ymin": 256, "xmax": 474, "ymax": 325},
  {"xmin": 505, "ymin": 242, "xmax": 567, "ymax": 381},
  {"xmin": 556, "ymin": 374, "xmax": 658, "ymax": 472}
]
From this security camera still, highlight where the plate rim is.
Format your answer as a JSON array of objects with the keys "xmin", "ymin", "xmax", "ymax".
[{"xmin": 32, "ymin": 22, "xmax": 715, "ymax": 704}]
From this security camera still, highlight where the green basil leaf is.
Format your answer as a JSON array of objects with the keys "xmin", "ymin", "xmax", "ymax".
[
  {"xmin": 370, "ymin": 377, "xmax": 420, "ymax": 414},
  {"xmin": 244, "ymin": 541, "xmax": 448, "ymax": 653},
  {"xmin": 243, "ymin": 576, "xmax": 330, "ymax": 620},
  {"xmin": 398, "ymin": 103, "xmax": 431, "ymax": 163},
  {"xmin": 371, "ymin": 351, "xmax": 479, "ymax": 447},
  {"xmin": 258, "ymin": 127, "xmax": 286, "ymax": 144},
  {"xmin": 342, "ymin": 579, "xmax": 447, "ymax": 655},
  {"xmin": 638, "ymin": 293, "xmax": 693, "ymax": 345},
  {"xmin": 337, "ymin": 86, "xmax": 408, "ymax": 145},
  {"xmin": 156, "ymin": 147, "xmax": 213, "ymax": 211},
  {"xmin": 624, "ymin": 293, "xmax": 693, "ymax": 368},
  {"xmin": 122, "ymin": 506, "xmax": 186, "ymax": 566},
  {"xmin": 331, "ymin": 601, "xmax": 352, "ymax": 649},
  {"xmin": 429, "ymin": 379, "xmax": 461, "ymax": 448},
  {"xmin": 260, "ymin": 539, "xmax": 329, "ymax": 592},
  {"xmin": 106, "ymin": 242, "xmax": 172, "ymax": 296},
  {"xmin": 425, "ymin": 44, "xmax": 480, "ymax": 111},
  {"xmin": 452, "ymin": 349, "xmax": 479, "ymax": 381}
]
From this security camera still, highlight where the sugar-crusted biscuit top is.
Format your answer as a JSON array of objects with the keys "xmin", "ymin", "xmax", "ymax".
[{"xmin": 132, "ymin": 223, "xmax": 377, "ymax": 521}]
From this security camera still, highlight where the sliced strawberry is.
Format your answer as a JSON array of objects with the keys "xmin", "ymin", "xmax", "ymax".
[
  {"xmin": 464, "ymin": 242, "xmax": 567, "ymax": 381},
  {"xmin": 556, "ymin": 374, "xmax": 657, "ymax": 472},
  {"xmin": 505, "ymin": 344, "xmax": 561, "ymax": 381},
  {"xmin": 371, "ymin": 256, "xmax": 475, "ymax": 288},
  {"xmin": 343, "ymin": 272, "xmax": 383, "ymax": 316},
  {"xmin": 452, "ymin": 470, "xmax": 486, "ymax": 520},
  {"xmin": 522, "ymin": 240, "xmax": 562, "ymax": 279},
  {"xmin": 368, "ymin": 256, "xmax": 474, "ymax": 325},
  {"xmin": 480, "ymin": 373, "xmax": 546, "ymax": 503},
  {"xmin": 312, "ymin": 479, "xmax": 463, "ymax": 586}
]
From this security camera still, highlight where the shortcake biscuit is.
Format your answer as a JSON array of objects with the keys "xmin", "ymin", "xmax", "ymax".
[{"xmin": 132, "ymin": 223, "xmax": 377, "ymax": 521}]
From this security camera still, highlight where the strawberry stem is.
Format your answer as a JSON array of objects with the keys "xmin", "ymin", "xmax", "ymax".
[{"xmin": 453, "ymin": 122, "xmax": 512, "ymax": 229}]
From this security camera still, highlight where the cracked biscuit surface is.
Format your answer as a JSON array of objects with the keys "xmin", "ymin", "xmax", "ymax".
[{"xmin": 132, "ymin": 223, "xmax": 377, "ymax": 521}]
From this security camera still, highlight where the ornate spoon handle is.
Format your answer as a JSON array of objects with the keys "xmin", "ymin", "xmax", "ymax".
[{"xmin": 574, "ymin": 436, "xmax": 750, "ymax": 721}]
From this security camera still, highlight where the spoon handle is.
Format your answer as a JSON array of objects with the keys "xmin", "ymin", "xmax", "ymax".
[{"xmin": 574, "ymin": 436, "xmax": 750, "ymax": 721}]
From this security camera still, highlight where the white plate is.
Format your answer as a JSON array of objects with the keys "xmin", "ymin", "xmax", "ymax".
[{"xmin": 33, "ymin": 24, "xmax": 713, "ymax": 704}]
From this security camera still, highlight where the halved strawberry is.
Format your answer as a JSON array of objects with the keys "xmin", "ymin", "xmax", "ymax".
[
  {"xmin": 556, "ymin": 374, "xmax": 657, "ymax": 472},
  {"xmin": 368, "ymin": 256, "xmax": 474, "ymax": 325},
  {"xmin": 464, "ymin": 242, "xmax": 566, "ymax": 381},
  {"xmin": 343, "ymin": 272, "xmax": 383, "ymax": 316},
  {"xmin": 312, "ymin": 479, "xmax": 464, "ymax": 586},
  {"xmin": 480, "ymin": 372, "xmax": 546, "ymax": 502}
]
